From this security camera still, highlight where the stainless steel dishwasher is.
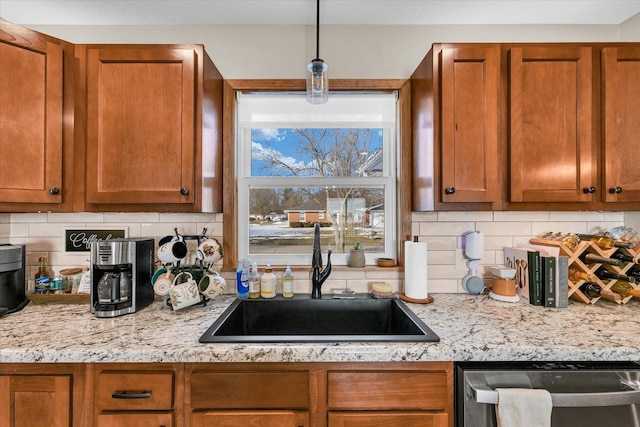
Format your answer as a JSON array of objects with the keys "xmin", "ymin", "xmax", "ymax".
[{"xmin": 456, "ymin": 361, "xmax": 640, "ymax": 427}]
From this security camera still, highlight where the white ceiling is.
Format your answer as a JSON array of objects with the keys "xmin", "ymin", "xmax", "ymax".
[{"xmin": 1, "ymin": 0, "xmax": 639, "ymax": 26}]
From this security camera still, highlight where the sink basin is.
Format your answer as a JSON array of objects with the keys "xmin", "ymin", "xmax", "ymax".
[{"xmin": 199, "ymin": 295, "xmax": 440, "ymax": 343}]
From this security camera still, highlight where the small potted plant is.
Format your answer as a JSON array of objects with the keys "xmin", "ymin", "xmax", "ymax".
[{"xmin": 348, "ymin": 242, "xmax": 366, "ymax": 268}]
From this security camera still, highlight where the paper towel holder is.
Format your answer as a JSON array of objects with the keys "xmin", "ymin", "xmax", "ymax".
[{"xmin": 400, "ymin": 236, "xmax": 434, "ymax": 304}]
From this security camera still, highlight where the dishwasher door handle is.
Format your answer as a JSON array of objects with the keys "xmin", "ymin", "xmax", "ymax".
[{"xmin": 470, "ymin": 384, "xmax": 640, "ymax": 407}]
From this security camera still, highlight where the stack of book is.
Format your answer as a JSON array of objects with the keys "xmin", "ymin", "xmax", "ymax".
[{"xmin": 503, "ymin": 246, "xmax": 568, "ymax": 307}]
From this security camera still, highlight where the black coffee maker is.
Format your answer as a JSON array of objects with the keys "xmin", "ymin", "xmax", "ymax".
[
  {"xmin": 90, "ymin": 238, "xmax": 154, "ymax": 318},
  {"xmin": 0, "ymin": 244, "xmax": 28, "ymax": 315}
]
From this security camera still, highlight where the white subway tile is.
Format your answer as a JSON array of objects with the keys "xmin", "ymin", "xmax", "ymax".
[
  {"xmin": 9, "ymin": 223, "xmax": 28, "ymax": 237},
  {"xmin": 103, "ymin": 212, "xmax": 160, "ymax": 223},
  {"xmin": 605, "ymin": 212, "xmax": 625, "ymax": 222},
  {"xmin": 477, "ymin": 222, "xmax": 532, "ymax": 236},
  {"xmin": 494, "ymin": 211, "xmax": 549, "ymax": 221},
  {"xmin": 587, "ymin": 222, "xmax": 625, "ymax": 234},
  {"xmin": 423, "ymin": 236, "xmax": 457, "ymax": 250},
  {"xmin": 427, "ymin": 250, "xmax": 456, "ymax": 265},
  {"xmin": 438, "ymin": 211, "xmax": 493, "ymax": 222},
  {"xmin": 531, "ymin": 222, "xmax": 587, "ymax": 235},
  {"xmin": 484, "ymin": 236, "xmax": 515, "ymax": 250},
  {"xmin": 10, "ymin": 213, "xmax": 49, "ymax": 223},
  {"xmin": 28, "ymin": 223, "xmax": 76, "ymax": 238},
  {"xmin": 420, "ymin": 221, "xmax": 475, "ymax": 236},
  {"xmin": 549, "ymin": 211, "xmax": 605, "ymax": 221},
  {"xmin": 426, "ymin": 279, "xmax": 459, "ymax": 293},
  {"xmin": 412, "ymin": 212, "xmax": 437, "ymax": 222},
  {"xmin": 159, "ymin": 213, "xmax": 216, "ymax": 223},
  {"xmin": 48, "ymin": 212, "xmax": 104, "ymax": 223}
]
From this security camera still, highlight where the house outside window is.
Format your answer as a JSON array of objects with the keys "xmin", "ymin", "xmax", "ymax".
[{"xmin": 237, "ymin": 92, "xmax": 397, "ymax": 266}]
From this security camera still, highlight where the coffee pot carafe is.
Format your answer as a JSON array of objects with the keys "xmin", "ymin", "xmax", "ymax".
[{"xmin": 90, "ymin": 238, "xmax": 154, "ymax": 318}]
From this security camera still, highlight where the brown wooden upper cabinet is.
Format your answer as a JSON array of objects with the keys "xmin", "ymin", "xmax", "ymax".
[
  {"xmin": 602, "ymin": 46, "xmax": 640, "ymax": 203},
  {"xmin": 80, "ymin": 44, "xmax": 223, "ymax": 212},
  {"xmin": 0, "ymin": 20, "xmax": 75, "ymax": 212},
  {"xmin": 411, "ymin": 43, "xmax": 501, "ymax": 211},
  {"xmin": 506, "ymin": 45, "xmax": 596, "ymax": 204}
]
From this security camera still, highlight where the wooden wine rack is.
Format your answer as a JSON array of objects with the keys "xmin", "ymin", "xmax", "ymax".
[{"xmin": 529, "ymin": 238, "xmax": 640, "ymax": 305}]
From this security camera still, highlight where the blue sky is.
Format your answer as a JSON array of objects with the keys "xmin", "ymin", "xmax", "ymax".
[{"xmin": 251, "ymin": 128, "xmax": 383, "ymax": 177}]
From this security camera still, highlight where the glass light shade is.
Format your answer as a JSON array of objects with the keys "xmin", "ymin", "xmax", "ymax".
[{"xmin": 306, "ymin": 59, "xmax": 328, "ymax": 104}]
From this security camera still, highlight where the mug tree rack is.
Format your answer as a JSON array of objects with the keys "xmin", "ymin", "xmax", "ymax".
[{"xmin": 529, "ymin": 238, "xmax": 640, "ymax": 305}]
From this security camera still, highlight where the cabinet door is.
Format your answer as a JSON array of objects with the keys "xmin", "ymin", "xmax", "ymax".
[
  {"xmin": 0, "ymin": 375, "xmax": 71, "ymax": 427},
  {"xmin": 97, "ymin": 412, "xmax": 173, "ymax": 427},
  {"xmin": 440, "ymin": 45, "xmax": 500, "ymax": 203},
  {"xmin": 0, "ymin": 36, "xmax": 63, "ymax": 203},
  {"xmin": 86, "ymin": 46, "xmax": 196, "ymax": 205},
  {"xmin": 192, "ymin": 411, "xmax": 309, "ymax": 427},
  {"xmin": 602, "ymin": 47, "xmax": 640, "ymax": 202},
  {"xmin": 508, "ymin": 46, "xmax": 595, "ymax": 202},
  {"xmin": 329, "ymin": 411, "xmax": 448, "ymax": 427}
]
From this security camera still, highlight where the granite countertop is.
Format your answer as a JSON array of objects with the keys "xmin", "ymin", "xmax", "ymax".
[{"xmin": 1, "ymin": 294, "xmax": 639, "ymax": 363}]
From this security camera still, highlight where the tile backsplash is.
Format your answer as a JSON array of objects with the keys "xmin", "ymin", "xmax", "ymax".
[{"xmin": 2, "ymin": 211, "xmax": 625, "ymax": 294}]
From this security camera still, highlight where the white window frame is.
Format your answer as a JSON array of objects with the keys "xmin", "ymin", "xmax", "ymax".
[{"xmin": 237, "ymin": 92, "xmax": 398, "ymax": 266}]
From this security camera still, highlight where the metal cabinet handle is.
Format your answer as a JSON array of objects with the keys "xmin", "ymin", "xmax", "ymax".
[
  {"xmin": 445, "ymin": 187, "xmax": 456, "ymax": 194},
  {"xmin": 180, "ymin": 188, "xmax": 190, "ymax": 196},
  {"xmin": 49, "ymin": 187, "xmax": 60, "ymax": 195},
  {"xmin": 609, "ymin": 186, "xmax": 623, "ymax": 194},
  {"xmin": 111, "ymin": 390, "xmax": 151, "ymax": 399},
  {"xmin": 582, "ymin": 186, "xmax": 596, "ymax": 194},
  {"xmin": 468, "ymin": 383, "xmax": 640, "ymax": 407}
]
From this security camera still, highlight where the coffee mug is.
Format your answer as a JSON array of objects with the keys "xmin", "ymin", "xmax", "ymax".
[
  {"xmin": 196, "ymin": 238, "xmax": 223, "ymax": 264},
  {"xmin": 168, "ymin": 272, "xmax": 201, "ymax": 311},
  {"xmin": 198, "ymin": 271, "xmax": 226, "ymax": 299},
  {"xmin": 153, "ymin": 270, "xmax": 175, "ymax": 296},
  {"xmin": 157, "ymin": 236, "xmax": 188, "ymax": 263}
]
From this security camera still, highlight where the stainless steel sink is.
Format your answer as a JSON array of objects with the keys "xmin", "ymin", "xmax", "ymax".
[{"xmin": 199, "ymin": 294, "xmax": 440, "ymax": 343}]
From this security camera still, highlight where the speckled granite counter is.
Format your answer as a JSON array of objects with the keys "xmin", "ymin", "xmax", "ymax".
[{"xmin": 1, "ymin": 294, "xmax": 639, "ymax": 363}]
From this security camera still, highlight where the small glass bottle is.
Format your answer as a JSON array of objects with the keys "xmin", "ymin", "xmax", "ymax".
[
  {"xmin": 34, "ymin": 256, "xmax": 51, "ymax": 294},
  {"xmin": 248, "ymin": 262, "xmax": 261, "ymax": 299},
  {"xmin": 282, "ymin": 265, "xmax": 295, "ymax": 298},
  {"xmin": 260, "ymin": 265, "xmax": 277, "ymax": 299}
]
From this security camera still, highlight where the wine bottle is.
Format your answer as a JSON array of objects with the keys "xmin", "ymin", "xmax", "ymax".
[
  {"xmin": 595, "ymin": 267, "xmax": 636, "ymax": 283},
  {"xmin": 568, "ymin": 268, "xmax": 595, "ymax": 282},
  {"xmin": 609, "ymin": 282, "xmax": 640, "ymax": 299},
  {"xmin": 578, "ymin": 282, "xmax": 621, "ymax": 303},
  {"xmin": 581, "ymin": 253, "xmax": 623, "ymax": 266},
  {"xmin": 577, "ymin": 233, "xmax": 634, "ymax": 249},
  {"xmin": 610, "ymin": 251, "xmax": 637, "ymax": 264}
]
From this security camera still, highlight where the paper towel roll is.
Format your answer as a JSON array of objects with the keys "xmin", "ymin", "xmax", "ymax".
[{"xmin": 404, "ymin": 240, "xmax": 428, "ymax": 299}]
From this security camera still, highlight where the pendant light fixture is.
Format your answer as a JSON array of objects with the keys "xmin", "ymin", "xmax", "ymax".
[{"xmin": 306, "ymin": 0, "xmax": 328, "ymax": 104}]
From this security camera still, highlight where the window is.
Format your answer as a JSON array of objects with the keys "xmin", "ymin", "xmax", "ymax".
[{"xmin": 237, "ymin": 92, "xmax": 398, "ymax": 266}]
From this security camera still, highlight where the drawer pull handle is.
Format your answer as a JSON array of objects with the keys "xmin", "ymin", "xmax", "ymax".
[{"xmin": 111, "ymin": 390, "xmax": 151, "ymax": 399}]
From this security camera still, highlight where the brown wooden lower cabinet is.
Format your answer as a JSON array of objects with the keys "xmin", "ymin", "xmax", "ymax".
[
  {"xmin": 96, "ymin": 412, "xmax": 174, "ymax": 427},
  {"xmin": 0, "ymin": 361, "xmax": 453, "ymax": 427},
  {"xmin": 186, "ymin": 362, "xmax": 453, "ymax": 427},
  {"xmin": 191, "ymin": 411, "xmax": 309, "ymax": 427},
  {"xmin": 0, "ymin": 363, "xmax": 85, "ymax": 427},
  {"xmin": 328, "ymin": 411, "xmax": 449, "ymax": 427}
]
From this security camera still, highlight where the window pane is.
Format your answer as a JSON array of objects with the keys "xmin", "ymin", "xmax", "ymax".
[
  {"xmin": 251, "ymin": 128, "xmax": 383, "ymax": 177},
  {"xmin": 249, "ymin": 187, "xmax": 385, "ymax": 255}
]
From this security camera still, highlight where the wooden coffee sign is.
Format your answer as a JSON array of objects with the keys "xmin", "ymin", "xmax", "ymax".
[{"xmin": 65, "ymin": 229, "xmax": 127, "ymax": 252}]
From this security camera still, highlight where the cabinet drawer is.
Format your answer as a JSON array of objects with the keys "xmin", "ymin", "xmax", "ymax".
[
  {"xmin": 328, "ymin": 411, "xmax": 448, "ymax": 427},
  {"xmin": 192, "ymin": 410, "xmax": 309, "ymax": 427},
  {"xmin": 328, "ymin": 371, "xmax": 447, "ymax": 410},
  {"xmin": 190, "ymin": 371, "xmax": 308, "ymax": 409},
  {"xmin": 97, "ymin": 412, "xmax": 173, "ymax": 427},
  {"xmin": 96, "ymin": 371, "xmax": 174, "ymax": 410}
]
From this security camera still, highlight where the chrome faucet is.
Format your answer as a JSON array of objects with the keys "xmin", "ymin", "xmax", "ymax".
[{"xmin": 311, "ymin": 223, "xmax": 332, "ymax": 298}]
